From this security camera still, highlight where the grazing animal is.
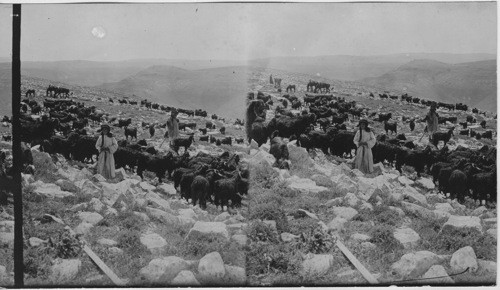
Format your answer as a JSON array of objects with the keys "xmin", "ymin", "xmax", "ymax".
[
  {"xmin": 384, "ymin": 121, "xmax": 397, "ymax": 135},
  {"xmin": 124, "ymin": 127, "xmax": 138, "ymax": 140},
  {"xmin": 409, "ymin": 120, "xmax": 415, "ymax": 132},
  {"xmin": 480, "ymin": 120, "xmax": 486, "ymax": 129},
  {"xmin": 269, "ymin": 130, "xmax": 289, "ymax": 163},
  {"xmin": 246, "ymin": 99, "xmax": 267, "ymax": 143},
  {"xmin": 199, "ymin": 128, "xmax": 207, "ymax": 135},
  {"xmin": 219, "ymin": 126, "xmax": 226, "ymax": 135},
  {"xmin": 149, "ymin": 125, "xmax": 155, "ymax": 138},
  {"xmin": 431, "ymin": 127, "xmax": 454, "ymax": 147},
  {"xmin": 171, "ymin": 135, "xmax": 195, "ymax": 154}
]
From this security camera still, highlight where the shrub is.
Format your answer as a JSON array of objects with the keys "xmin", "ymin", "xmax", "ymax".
[
  {"xmin": 180, "ymin": 232, "xmax": 230, "ymax": 259},
  {"xmin": 32, "ymin": 151, "xmax": 60, "ymax": 183},
  {"xmin": 246, "ymin": 242, "xmax": 301, "ymax": 277},
  {"xmin": 116, "ymin": 229, "xmax": 147, "ymax": 256},
  {"xmin": 53, "ymin": 231, "xmax": 84, "ymax": 259},
  {"xmin": 247, "ymin": 221, "xmax": 279, "ymax": 243},
  {"xmin": 248, "ymin": 203, "xmax": 289, "ymax": 233},
  {"xmin": 430, "ymin": 227, "xmax": 496, "ymax": 258},
  {"xmin": 369, "ymin": 224, "xmax": 402, "ymax": 252},
  {"xmin": 293, "ymin": 224, "xmax": 336, "ymax": 254}
]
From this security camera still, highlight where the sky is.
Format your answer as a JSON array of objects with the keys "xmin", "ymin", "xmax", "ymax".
[{"xmin": 0, "ymin": 2, "xmax": 497, "ymax": 62}]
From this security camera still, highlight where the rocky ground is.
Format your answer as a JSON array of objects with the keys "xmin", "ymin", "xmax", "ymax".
[{"xmin": 0, "ymin": 70, "xmax": 497, "ymax": 286}]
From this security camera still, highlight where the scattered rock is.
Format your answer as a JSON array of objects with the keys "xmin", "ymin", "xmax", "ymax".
[
  {"xmin": 416, "ymin": 178, "xmax": 435, "ymax": 190},
  {"xmin": 286, "ymin": 175, "xmax": 328, "ymax": 193},
  {"xmin": 398, "ymin": 176, "xmax": 414, "ymax": 186},
  {"xmin": 140, "ymin": 181, "xmax": 156, "ymax": 191},
  {"xmin": 146, "ymin": 207, "xmax": 179, "ymax": 225},
  {"xmin": 327, "ymin": 217, "xmax": 347, "ymax": 232},
  {"xmin": 114, "ymin": 168, "xmax": 127, "ymax": 181},
  {"xmin": 402, "ymin": 186, "xmax": 427, "ymax": 206},
  {"xmin": 281, "ymin": 232, "xmax": 299, "ymax": 242},
  {"xmin": 310, "ymin": 174, "xmax": 333, "ymax": 187},
  {"xmin": 89, "ymin": 198, "xmax": 105, "ymax": 212},
  {"xmin": 393, "ymin": 227, "xmax": 420, "ymax": 249},
  {"xmin": 140, "ymin": 233, "xmax": 168, "ymax": 253},
  {"xmin": 171, "ymin": 270, "xmax": 200, "ymax": 286},
  {"xmin": 420, "ymin": 265, "xmax": 454, "ymax": 284},
  {"xmin": 214, "ymin": 212, "xmax": 231, "ymax": 222},
  {"xmin": 133, "ymin": 211, "xmax": 150, "ymax": 222},
  {"xmin": 361, "ymin": 242, "xmax": 376, "ymax": 250},
  {"xmin": 482, "ymin": 218, "xmax": 497, "ymax": 226},
  {"xmin": 97, "ymin": 238, "xmax": 117, "ymax": 247},
  {"xmin": 74, "ymin": 222, "xmax": 93, "ymax": 235},
  {"xmin": 32, "ymin": 180, "xmax": 74, "ymax": 198},
  {"xmin": 157, "ymin": 183, "xmax": 177, "ymax": 196},
  {"xmin": 442, "ymin": 215, "xmax": 482, "ymax": 233},
  {"xmin": 0, "ymin": 265, "xmax": 6, "ymax": 279},
  {"xmin": 79, "ymin": 180, "xmax": 102, "ymax": 197},
  {"xmin": 332, "ymin": 174, "xmax": 358, "ymax": 196},
  {"xmin": 391, "ymin": 251, "xmax": 443, "ymax": 279},
  {"xmin": 401, "ymin": 202, "xmax": 435, "ymax": 220},
  {"xmin": 301, "ymin": 254, "xmax": 333, "ymax": 277},
  {"xmin": 343, "ymin": 192, "xmax": 361, "ymax": 207},
  {"xmin": 477, "ymin": 259, "xmax": 496, "ymax": 274},
  {"xmin": 78, "ymin": 212, "xmax": 103, "ymax": 225},
  {"xmin": 296, "ymin": 209, "xmax": 319, "ymax": 220},
  {"xmin": 108, "ymin": 247, "xmax": 123, "ymax": 254},
  {"xmin": 351, "ymin": 233, "xmax": 370, "ymax": 242},
  {"xmin": 434, "ymin": 203, "xmax": 454, "ymax": 213},
  {"xmin": 471, "ymin": 206, "xmax": 487, "ymax": 217},
  {"xmin": 360, "ymin": 202, "xmax": 373, "ymax": 211},
  {"xmin": 287, "ymin": 143, "xmax": 314, "ymax": 168},
  {"xmin": 450, "ymin": 246, "xmax": 478, "ymax": 273},
  {"xmin": 486, "ymin": 228, "xmax": 496, "ymax": 240},
  {"xmin": 29, "ymin": 237, "xmax": 47, "ymax": 247},
  {"xmin": 139, "ymin": 256, "xmax": 189, "ymax": 283},
  {"xmin": 331, "ymin": 207, "xmax": 358, "ymax": 221},
  {"xmin": 50, "ymin": 259, "xmax": 81, "ymax": 282},
  {"xmin": 91, "ymin": 174, "xmax": 107, "ymax": 183},
  {"xmin": 388, "ymin": 206, "xmax": 405, "ymax": 217},
  {"xmin": 55, "ymin": 179, "xmax": 79, "ymax": 193},
  {"xmin": 198, "ymin": 252, "xmax": 226, "ymax": 282},
  {"xmin": 188, "ymin": 221, "xmax": 229, "ymax": 240}
]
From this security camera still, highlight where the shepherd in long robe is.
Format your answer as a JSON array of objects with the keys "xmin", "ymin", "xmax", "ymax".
[
  {"xmin": 353, "ymin": 119, "xmax": 376, "ymax": 174},
  {"xmin": 95, "ymin": 124, "xmax": 118, "ymax": 179}
]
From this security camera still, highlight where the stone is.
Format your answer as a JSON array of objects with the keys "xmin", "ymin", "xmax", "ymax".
[
  {"xmin": 401, "ymin": 202, "xmax": 435, "ymax": 220},
  {"xmin": 434, "ymin": 203, "xmax": 454, "ymax": 213},
  {"xmin": 21, "ymin": 173, "xmax": 35, "ymax": 186},
  {"xmin": 198, "ymin": 252, "xmax": 225, "ymax": 282},
  {"xmin": 331, "ymin": 207, "xmax": 358, "ymax": 221},
  {"xmin": 92, "ymin": 174, "xmax": 107, "ymax": 183},
  {"xmin": 227, "ymin": 223, "xmax": 248, "ymax": 231},
  {"xmin": 296, "ymin": 209, "xmax": 319, "ymax": 220},
  {"xmin": 477, "ymin": 259, "xmax": 496, "ymax": 273},
  {"xmin": 140, "ymin": 233, "xmax": 168, "ymax": 253},
  {"xmin": 483, "ymin": 218, "xmax": 497, "ymax": 226},
  {"xmin": 140, "ymin": 181, "xmax": 156, "ymax": 191},
  {"xmin": 80, "ymin": 180, "xmax": 102, "ymax": 197},
  {"xmin": 450, "ymin": 246, "xmax": 478, "ymax": 273},
  {"xmin": 286, "ymin": 175, "xmax": 328, "ymax": 193},
  {"xmin": 388, "ymin": 206, "xmax": 405, "ymax": 217},
  {"xmin": 133, "ymin": 211, "xmax": 150, "ymax": 222},
  {"xmin": 351, "ymin": 169, "xmax": 364, "ymax": 177},
  {"xmin": 108, "ymin": 247, "xmax": 123, "ymax": 254},
  {"xmin": 104, "ymin": 207, "xmax": 118, "ymax": 216},
  {"xmin": 146, "ymin": 207, "xmax": 179, "ymax": 225},
  {"xmin": 146, "ymin": 193, "xmax": 172, "ymax": 212},
  {"xmin": 57, "ymin": 166, "xmax": 79, "ymax": 182},
  {"xmin": 74, "ymin": 222, "xmax": 93, "ymax": 235},
  {"xmin": 325, "ymin": 197, "xmax": 343, "ymax": 207},
  {"xmin": 263, "ymin": 220, "xmax": 277, "ymax": 231},
  {"xmin": 287, "ymin": 143, "xmax": 314, "ymax": 168},
  {"xmin": 433, "ymin": 210, "xmax": 451, "ymax": 220},
  {"xmin": 214, "ymin": 212, "xmax": 231, "ymax": 222},
  {"xmin": 223, "ymin": 265, "xmax": 246, "ymax": 285},
  {"xmin": 332, "ymin": 174, "xmax": 358, "ymax": 196},
  {"xmin": 78, "ymin": 212, "xmax": 103, "ymax": 225},
  {"xmin": 139, "ymin": 256, "xmax": 189, "ymax": 283},
  {"xmin": 188, "ymin": 221, "xmax": 229, "ymax": 240},
  {"xmin": 97, "ymin": 238, "xmax": 117, "ymax": 246},
  {"xmin": 343, "ymin": 192, "xmax": 361, "ymax": 207},
  {"xmin": 471, "ymin": 206, "xmax": 488, "ymax": 217},
  {"xmin": 55, "ymin": 179, "xmax": 79, "ymax": 193},
  {"xmin": 351, "ymin": 233, "xmax": 370, "ymax": 242},
  {"xmin": 50, "ymin": 259, "xmax": 81, "ymax": 282},
  {"xmin": 32, "ymin": 180, "xmax": 74, "ymax": 198},
  {"xmin": 402, "ymin": 186, "xmax": 427, "ymax": 206},
  {"xmin": 157, "ymin": 183, "xmax": 177, "ymax": 196},
  {"xmin": 310, "ymin": 174, "xmax": 333, "ymax": 187},
  {"xmin": 327, "ymin": 217, "xmax": 347, "ymax": 232},
  {"xmin": 420, "ymin": 265, "xmax": 454, "ymax": 284},
  {"xmin": 442, "ymin": 215, "xmax": 482, "ymax": 233},
  {"xmin": 114, "ymin": 168, "xmax": 127, "ymax": 181},
  {"xmin": 29, "ymin": 237, "xmax": 47, "ymax": 247},
  {"xmin": 361, "ymin": 242, "xmax": 377, "ymax": 250},
  {"xmin": 89, "ymin": 198, "xmax": 105, "ymax": 212},
  {"xmin": 391, "ymin": 251, "xmax": 443, "ymax": 279},
  {"xmin": 231, "ymin": 234, "xmax": 248, "ymax": 246},
  {"xmin": 416, "ymin": 178, "xmax": 435, "ymax": 190},
  {"xmin": 398, "ymin": 176, "xmax": 414, "ymax": 186},
  {"xmin": 75, "ymin": 168, "xmax": 93, "ymax": 181},
  {"xmin": 171, "ymin": 270, "xmax": 200, "ymax": 286},
  {"xmin": 360, "ymin": 202, "xmax": 373, "ymax": 211},
  {"xmin": 281, "ymin": 232, "xmax": 299, "ymax": 242},
  {"xmin": 393, "ymin": 227, "xmax": 420, "ymax": 249},
  {"xmin": 301, "ymin": 254, "xmax": 333, "ymax": 276},
  {"xmin": 249, "ymin": 139, "xmax": 259, "ymax": 149}
]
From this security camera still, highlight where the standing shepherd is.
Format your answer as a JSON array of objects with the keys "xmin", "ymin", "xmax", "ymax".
[
  {"xmin": 353, "ymin": 119, "xmax": 376, "ymax": 174},
  {"xmin": 163, "ymin": 108, "xmax": 180, "ymax": 147},
  {"xmin": 95, "ymin": 124, "xmax": 118, "ymax": 179},
  {"xmin": 423, "ymin": 103, "xmax": 439, "ymax": 142},
  {"xmin": 270, "ymin": 74, "xmax": 274, "ymax": 84}
]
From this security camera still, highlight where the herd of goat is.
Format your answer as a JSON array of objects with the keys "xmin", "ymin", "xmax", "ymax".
[
  {"xmin": 246, "ymin": 90, "xmax": 496, "ymax": 205},
  {"xmin": 1, "ymin": 89, "xmax": 250, "ymax": 210}
]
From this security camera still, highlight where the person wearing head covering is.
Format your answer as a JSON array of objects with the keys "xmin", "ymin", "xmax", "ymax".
[
  {"xmin": 95, "ymin": 124, "xmax": 118, "ymax": 179},
  {"xmin": 353, "ymin": 119, "xmax": 376, "ymax": 174},
  {"xmin": 423, "ymin": 103, "xmax": 439, "ymax": 142},
  {"xmin": 165, "ymin": 109, "xmax": 180, "ymax": 146}
]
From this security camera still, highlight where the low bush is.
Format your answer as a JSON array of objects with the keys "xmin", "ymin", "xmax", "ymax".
[
  {"xmin": 292, "ymin": 224, "xmax": 336, "ymax": 254},
  {"xmin": 248, "ymin": 203, "xmax": 289, "ymax": 233},
  {"xmin": 180, "ymin": 232, "xmax": 231, "ymax": 259},
  {"xmin": 369, "ymin": 224, "xmax": 402, "ymax": 252},
  {"xmin": 247, "ymin": 221, "xmax": 279, "ymax": 243}
]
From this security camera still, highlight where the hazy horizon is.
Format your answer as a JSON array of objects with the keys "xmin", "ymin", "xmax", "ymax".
[{"xmin": 0, "ymin": 2, "xmax": 496, "ymax": 62}]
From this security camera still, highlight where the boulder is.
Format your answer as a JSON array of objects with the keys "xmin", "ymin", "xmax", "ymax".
[
  {"xmin": 140, "ymin": 181, "xmax": 156, "ymax": 191},
  {"xmin": 55, "ymin": 179, "xmax": 79, "ymax": 193},
  {"xmin": 343, "ymin": 192, "xmax": 361, "ymax": 207},
  {"xmin": 78, "ymin": 212, "xmax": 103, "ymax": 225},
  {"xmin": 91, "ymin": 174, "xmax": 107, "ymax": 183},
  {"xmin": 391, "ymin": 251, "xmax": 444, "ymax": 279},
  {"xmin": 477, "ymin": 259, "xmax": 496, "ymax": 274},
  {"xmin": 388, "ymin": 206, "xmax": 405, "ymax": 217},
  {"xmin": 301, "ymin": 254, "xmax": 333, "ymax": 277},
  {"xmin": 75, "ymin": 168, "xmax": 93, "ymax": 181},
  {"xmin": 108, "ymin": 247, "xmax": 123, "ymax": 255},
  {"xmin": 89, "ymin": 198, "xmax": 105, "ymax": 212},
  {"xmin": 331, "ymin": 207, "xmax": 358, "ymax": 221},
  {"xmin": 214, "ymin": 212, "xmax": 231, "ymax": 222},
  {"xmin": 296, "ymin": 209, "xmax": 319, "ymax": 220},
  {"xmin": 450, "ymin": 246, "xmax": 478, "ymax": 273},
  {"xmin": 351, "ymin": 233, "xmax": 370, "ymax": 242},
  {"xmin": 310, "ymin": 174, "xmax": 334, "ymax": 187},
  {"xmin": 21, "ymin": 173, "xmax": 35, "ymax": 186},
  {"xmin": 146, "ymin": 207, "xmax": 179, "ymax": 225},
  {"xmin": 157, "ymin": 183, "xmax": 177, "ymax": 196},
  {"xmin": 79, "ymin": 180, "xmax": 102, "ymax": 197},
  {"xmin": 434, "ymin": 203, "xmax": 454, "ymax": 213},
  {"xmin": 140, "ymin": 233, "xmax": 168, "ymax": 254},
  {"xmin": 332, "ymin": 174, "xmax": 358, "ymax": 196},
  {"xmin": 416, "ymin": 178, "xmax": 435, "ymax": 190},
  {"xmin": 433, "ymin": 210, "xmax": 451, "ymax": 220},
  {"xmin": 420, "ymin": 265, "xmax": 454, "ymax": 284},
  {"xmin": 146, "ymin": 192, "xmax": 172, "ymax": 212},
  {"xmin": 402, "ymin": 186, "xmax": 427, "ymax": 206},
  {"xmin": 287, "ymin": 143, "xmax": 314, "ymax": 168},
  {"xmin": 249, "ymin": 139, "xmax": 259, "ymax": 149},
  {"xmin": 198, "ymin": 252, "xmax": 226, "ymax": 282},
  {"xmin": 170, "ymin": 270, "xmax": 200, "ymax": 286},
  {"xmin": 401, "ymin": 202, "xmax": 436, "ymax": 220},
  {"xmin": 50, "ymin": 259, "xmax": 81, "ymax": 283},
  {"xmin": 188, "ymin": 221, "xmax": 229, "ymax": 240},
  {"xmin": 360, "ymin": 202, "xmax": 373, "ymax": 212},
  {"xmin": 442, "ymin": 215, "xmax": 482, "ymax": 233},
  {"xmin": 32, "ymin": 180, "xmax": 74, "ymax": 198},
  {"xmin": 486, "ymin": 228, "xmax": 496, "ymax": 240},
  {"xmin": 393, "ymin": 227, "xmax": 420, "ymax": 249},
  {"xmin": 286, "ymin": 175, "xmax": 328, "ymax": 193},
  {"xmin": 471, "ymin": 206, "xmax": 488, "ymax": 217},
  {"xmin": 223, "ymin": 264, "xmax": 246, "ymax": 285},
  {"xmin": 114, "ymin": 168, "xmax": 127, "ymax": 181},
  {"xmin": 29, "ymin": 237, "xmax": 47, "ymax": 247},
  {"xmin": 139, "ymin": 256, "xmax": 189, "ymax": 283},
  {"xmin": 57, "ymin": 166, "xmax": 80, "ymax": 182},
  {"xmin": 74, "ymin": 222, "xmax": 93, "ymax": 235},
  {"xmin": 133, "ymin": 211, "xmax": 150, "ymax": 222},
  {"xmin": 398, "ymin": 176, "xmax": 414, "ymax": 186}
]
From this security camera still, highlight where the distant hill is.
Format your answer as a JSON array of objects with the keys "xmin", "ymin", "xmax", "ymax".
[
  {"xmin": 0, "ymin": 66, "xmax": 12, "ymax": 117},
  {"xmin": 361, "ymin": 59, "xmax": 497, "ymax": 111},
  {"xmin": 249, "ymin": 53, "xmax": 496, "ymax": 81},
  {"xmin": 99, "ymin": 65, "xmax": 248, "ymax": 119}
]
